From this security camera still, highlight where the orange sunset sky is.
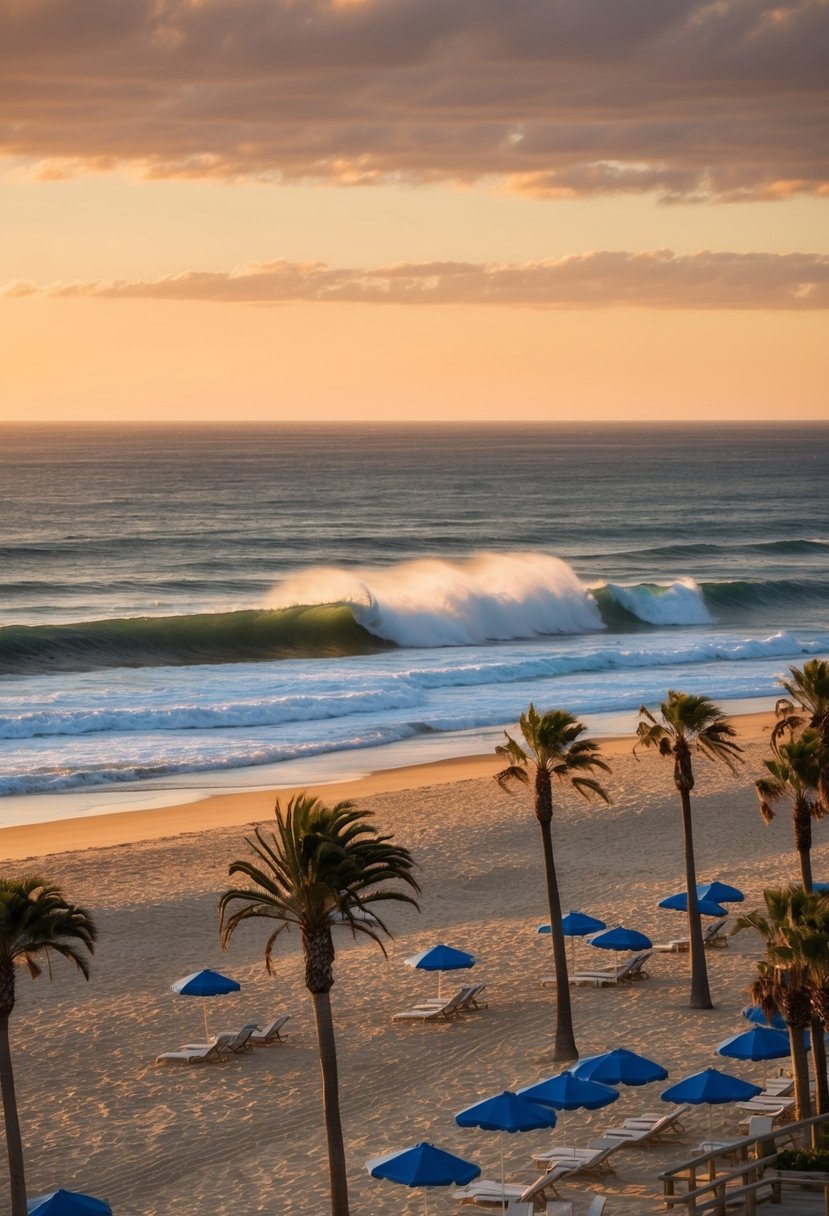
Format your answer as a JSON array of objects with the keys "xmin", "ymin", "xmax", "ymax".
[{"xmin": 1, "ymin": 0, "xmax": 827, "ymax": 423}]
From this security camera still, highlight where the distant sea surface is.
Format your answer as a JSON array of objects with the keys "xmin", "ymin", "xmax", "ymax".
[{"xmin": 1, "ymin": 424, "xmax": 828, "ymax": 821}]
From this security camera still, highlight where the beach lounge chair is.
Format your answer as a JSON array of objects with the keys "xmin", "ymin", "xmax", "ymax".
[
  {"xmin": 700, "ymin": 1113, "xmax": 798, "ymax": 1157},
  {"xmin": 250, "ymin": 1014, "xmax": 290, "ymax": 1045},
  {"xmin": 654, "ymin": 916, "xmax": 729, "ymax": 954},
  {"xmin": 392, "ymin": 991, "xmax": 466, "ymax": 1022},
  {"xmin": 601, "ymin": 1105, "xmax": 689, "ymax": 1145},
  {"xmin": 454, "ymin": 1166, "xmax": 564, "ymax": 1207},
  {"xmin": 205, "ymin": 1024, "xmax": 258, "ymax": 1055},
  {"xmin": 507, "ymin": 1204, "xmax": 575, "ymax": 1216},
  {"xmin": 415, "ymin": 983, "xmax": 488, "ymax": 1013},
  {"xmin": 532, "ymin": 1139, "xmax": 620, "ymax": 1175},
  {"xmin": 764, "ymin": 1076, "xmax": 794, "ymax": 1096},
  {"xmin": 736, "ymin": 1093, "xmax": 795, "ymax": 1116},
  {"xmin": 549, "ymin": 950, "xmax": 653, "ymax": 987},
  {"xmin": 155, "ymin": 1036, "xmax": 231, "ymax": 1065}
]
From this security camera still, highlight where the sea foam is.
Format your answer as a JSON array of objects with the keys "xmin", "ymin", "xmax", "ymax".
[
  {"xmin": 268, "ymin": 552, "xmax": 604, "ymax": 646},
  {"xmin": 603, "ymin": 578, "xmax": 713, "ymax": 626}
]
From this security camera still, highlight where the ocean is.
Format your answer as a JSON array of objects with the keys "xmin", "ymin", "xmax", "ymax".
[{"xmin": 1, "ymin": 423, "xmax": 828, "ymax": 826}]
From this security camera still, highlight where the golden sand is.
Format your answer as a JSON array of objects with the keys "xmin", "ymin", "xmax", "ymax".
[{"xmin": 1, "ymin": 711, "xmax": 822, "ymax": 1215}]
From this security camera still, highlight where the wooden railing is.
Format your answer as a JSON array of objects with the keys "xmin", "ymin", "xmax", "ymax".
[{"xmin": 658, "ymin": 1112, "xmax": 829, "ymax": 1213}]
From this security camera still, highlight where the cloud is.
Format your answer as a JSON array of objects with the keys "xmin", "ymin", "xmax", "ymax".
[
  {"xmin": 0, "ymin": 0, "xmax": 827, "ymax": 200},
  {"xmin": 6, "ymin": 250, "xmax": 828, "ymax": 308}
]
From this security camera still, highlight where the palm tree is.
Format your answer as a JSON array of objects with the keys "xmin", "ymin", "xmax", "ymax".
[
  {"xmin": 219, "ymin": 794, "xmax": 419, "ymax": 1216},
  {"xmin": 495, "ymin": 704, "xmax": 610, "ymax": 1061},
  {"xmin": 0, "ymin": 877, "xmax": 97, "ymax": 1216},
  {"xmin": 756, "ymin": 729, "xmax": 826, "ymax": 892},
  {"xmin": 733, "ymin": 887, "xmax": 816, "ymax": 1122},
  {"xmin": 635, "ymin": 691, "xmax": 742, "ymax": 1010},
  {"xmin": 773, "ymin": 658, "xmax": 829, "ymax": 813},
  {"xmin": 791, "ymin": 912, "xmax": 829, "ymax": 1118}
]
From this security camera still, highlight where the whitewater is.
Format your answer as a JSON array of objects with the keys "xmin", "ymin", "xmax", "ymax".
[{"xmin": 1, "ymin": 423, "xmax": 827, "ymax": 819}]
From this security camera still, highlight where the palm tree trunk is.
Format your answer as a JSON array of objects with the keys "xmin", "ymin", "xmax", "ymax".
[
  {"xmin": 0, "ymin": 1015, "xmax": 27, "ymax": 1216},
  {"xmin": 534, "ymin": 768, "xmax": 577, "ymax": 1061},
  {"xmin": 789, "ymin": 1025, "xmax": 813, "ymax": 1123},
  {"xmin": 677, "ymin": 787, "xmax": 712, "ymax": 1009},
  {"xmin": 793, "ymin": 802, "xmax": 813, "ymax": 892},
  {"xmin": 810, "ymin": 1018, "xmax": 829, "ymax": 1116},
  {"xmin": 538, "ymin": 818, "xmax": 578, "ymax": 1061},
  {"xmin": 310, "ymin": 990, "xmax": 350, "ymax": 1216}
]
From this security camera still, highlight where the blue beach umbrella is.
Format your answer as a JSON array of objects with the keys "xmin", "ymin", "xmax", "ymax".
[
  {"xmin": 697, "ymin": 881, "xmax": 744, "ymax": 903},
  {"xmin": 587, "ymin": 926, "xmax": 652, "ymax": 979},
  {"xmin": 716, "ymin": 1026, "xmax": 792, "ymax": 1062},
  {"xmin": 813, "ymin": 882, "xmax": 829, "ymax": 893},
  {"xmin": 366, "ymin": 1142, "xmax": 480, "ymax": 1214},
  {"xmin": 519, "ymin": 1071, "xmax": 618, "ymax": 1144},
  {"xmin": 27, "ymin": 1192, "xmax": 112, "ymax": 1216},
  {"xmin": 661, "ymin": 1067, "xmax": 763, "ymax": 1140},
  {"xmin": 455, "ymin": 1091, "xmax": 557, "ymax": 1212},
  {"xmin": 405, "ymin": 943, "xmax": 476, "ymax": 998},
  {"xmin": 742, "ymin": 1004, "xmax": 787, "ymax": 1031},
  {"xmin": 573, "ymin": 1048, "xmax": 668, "ymax": 1088},
  {"xmin": 716, "ymin": 1025, "xmax": 793, "ymax": 1089},
  {"xmin": 658, "ymin": 893, "xmax": 727, "ymax": 917},
  {"xmin": 171, "ymin": 968, "xmax": 241, "ymax": 1040},
  {"xmin": 537, "ymin": 911, "xmax": 607, "ymax": 971},
  {"xmin": 518, "ymin": 1072, "xmax": 619, "ymax": 1112}
]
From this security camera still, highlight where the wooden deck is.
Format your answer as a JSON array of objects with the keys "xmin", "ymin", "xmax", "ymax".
[{"xmin": 757, "ymin": 1187, "xmax": 828, "ymax": 1214}]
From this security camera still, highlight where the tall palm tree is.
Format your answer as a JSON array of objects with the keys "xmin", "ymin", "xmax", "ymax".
[
  {"xmin": 756, "ymin": 729, "xmax": 826, "ymax": 892},
  {"xmin": 0, "ymin": 877, "xmax": 97, "ymax": 1216},
  {"xmin": 733, "ymin": 887, "xmax": 816, "ymax": 1122},
  {"xmin": 773, "ymin": 658, "xmax": 829, "ymax": 813},
  {"xmin": 790, "ymin": 911, "xmax": 829, "ymax": 1118},
  {"xmin": 635, "ymin": 691, "xmax": 742, "ymax": 1010},
  {"xmin": 219, "ymin": 794, "xmax": 419, "ymax": 1216},
  {"xmin": 495, "ymin": 704, "xmax": 610, "ymax": 1061}
]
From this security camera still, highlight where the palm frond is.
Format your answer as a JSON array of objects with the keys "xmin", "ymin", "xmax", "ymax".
[{"xmin": 220, "ymin": 792, "xmax": 420, "ymax": 990}]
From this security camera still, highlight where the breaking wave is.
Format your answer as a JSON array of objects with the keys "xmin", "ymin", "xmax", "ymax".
[{"xmin": 2, "ymin": 551, "xmax": 828, "ymax": 675}]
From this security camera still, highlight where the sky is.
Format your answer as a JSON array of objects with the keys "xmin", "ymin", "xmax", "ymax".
[{"xmin": 1, "ymin": 0, "xmax": 828, "ymax": 423}]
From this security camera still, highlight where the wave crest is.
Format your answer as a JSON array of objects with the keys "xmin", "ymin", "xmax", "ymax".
[
  {"xmin": 600, "ymin": 578, "xmax": 713, "ymax": 626},
  {"xmin": 268, "ymin": 552, "xmax": 604, "ymax": 646}
]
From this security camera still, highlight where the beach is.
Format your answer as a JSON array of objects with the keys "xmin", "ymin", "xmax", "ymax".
[{"xmin": 1, "ymin": 710, "xmax": 824, "ymax": 1214}]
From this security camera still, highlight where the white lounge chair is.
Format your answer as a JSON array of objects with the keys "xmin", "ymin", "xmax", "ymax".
[
  {"xmin": 547, "ymin": 950, "xmax": 653, "ymax": 987},
  {"xmin": 533, "ymin": 1138, "xmax": 620, "ymax": 1174},
  {"xmin": 392, "ymin": 991, "xmax": 466, "ymax": 1022},
  {"xmin": 415, "ymin": 983, "xmax": 488, "ymax": 1013},
  {"xmin": 736, "ymin": 1094, "xmax": 795, "ymax": 1116},
  {"xmin": 156, "ymin": 1036, "xmax": 231, "ymax": 1065},
  {"xmin": 507, "ymin": 1204, "xmax": 574, "ymax": 1216},
  {"xmin": 203, "ymin": 1024, "xmax": 258, "ymax": 1055},
  {"xmin": 250, "ymin": 1014, "xmax": 290, "ymax": 1045},
  {"xmin": 654, "ymin": 916, "xmax": 729, "ymax": 954},
  {"xmin": 602, "ymin": 1104, "xmax": 689, "ymax": 1145},
  {"xmin": 454, "ymin": 1169, "xmax": 561, "ymax": 1207}
]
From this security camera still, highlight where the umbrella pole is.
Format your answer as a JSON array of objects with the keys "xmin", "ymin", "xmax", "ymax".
[
  {"xmin": 204, "ymin": 1003, "xmax": 210, "ymax": 1042},
  {"xmin": 438, "ymin": 971, "xmax": 442, "ymax": 1000},
  {"xmin": 570, "ymin": 936, "xmax": 575, "ymax": 975},
  {"xmin": 500, "ymin": 1131, "xmax": 505, "ymax": 1214}
]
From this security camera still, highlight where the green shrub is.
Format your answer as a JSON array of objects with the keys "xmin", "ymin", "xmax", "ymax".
[{"xmin": 775, "ymin": 1148, "xmax": 829, "ymax": 1172}]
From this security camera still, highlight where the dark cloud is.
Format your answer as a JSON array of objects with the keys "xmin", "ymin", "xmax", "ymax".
[
  {"xmin": 0, "ymin": 0, "xmax": 827, "ymax": 199},
  {"xmin": 6, "ymin": 250, "xmax": 828, "ymax": 307}
]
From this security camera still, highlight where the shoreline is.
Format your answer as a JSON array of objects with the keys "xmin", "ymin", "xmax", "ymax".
[{"xmin": 0, "ymin": 709, "xmax": 774, "ymax": 862}]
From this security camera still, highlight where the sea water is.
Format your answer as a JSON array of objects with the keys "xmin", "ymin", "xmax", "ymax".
[{"xmin": 1, "ymin": 424, "xmax": 827, "ymax": 824}]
